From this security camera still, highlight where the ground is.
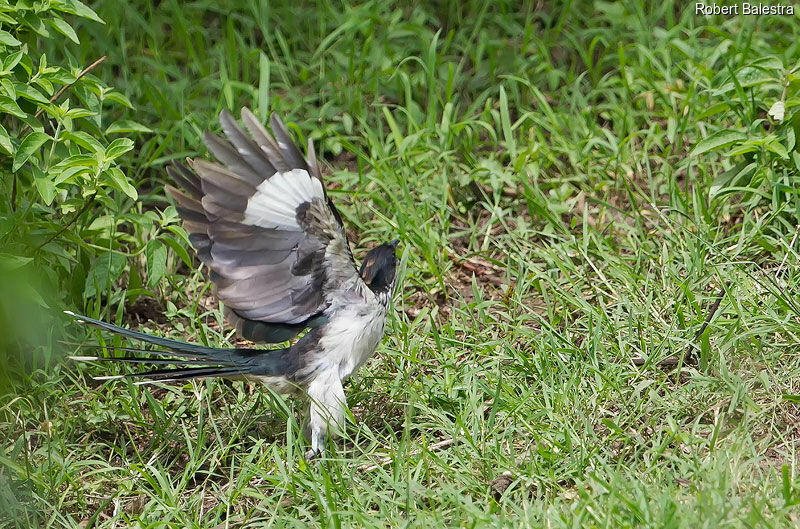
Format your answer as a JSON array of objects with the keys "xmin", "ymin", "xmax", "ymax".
[{"xmin": 2, "ymin": 1, "xmax": 800, "ymax": 527}]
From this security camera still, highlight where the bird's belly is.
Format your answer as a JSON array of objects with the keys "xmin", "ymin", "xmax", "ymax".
[
  {"xmin": 320, "ymin": 307, "xmax": 387, "ymax": 380},
  {"xmin": 248, "ymin": 374, "xmax": 298, "ymax": 395}
]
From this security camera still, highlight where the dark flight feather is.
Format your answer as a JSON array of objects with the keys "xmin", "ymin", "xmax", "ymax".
[{"xmin": 66, "ymin": 312, "xmax": 299, "ymax": 379}]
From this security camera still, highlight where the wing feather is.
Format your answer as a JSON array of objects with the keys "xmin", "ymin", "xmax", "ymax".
[
  {"xmin": 166, "ymin": 108, "xmax": 364, "ymax": 342},
  {"xmin": 218, "ymin": 110, "xmax": 277, "ymax": 179},
  {"xmin": 202, "ymin": 131, "xmax": 264, "ymax": 186},
  {"xmin": 241, "ymin": 108, "xmax": 290, "ymax": 172},
  {"xmin": 269, "ymin": 114, "xmax": 307, "ymax": 169}
]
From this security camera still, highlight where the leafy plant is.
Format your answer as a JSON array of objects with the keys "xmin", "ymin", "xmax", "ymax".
[
  {"xmin": 693, "ymin": 56, "xmax": 800, "ymax": 243},
  {"xmin": 0, "ymin": 1, "xmax": 160, "ymax": 391}
]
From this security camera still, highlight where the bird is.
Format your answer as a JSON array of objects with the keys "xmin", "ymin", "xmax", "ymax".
[{"xmin": 67, "ymin": 108, "xmax": 400, "ymax": 458}]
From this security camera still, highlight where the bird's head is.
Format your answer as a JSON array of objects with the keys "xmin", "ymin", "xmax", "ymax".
[{"xmin": 359, "ymin": 239, "xmax": 399, "ymax": 299}]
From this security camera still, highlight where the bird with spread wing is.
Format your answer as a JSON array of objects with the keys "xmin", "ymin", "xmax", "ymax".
[{"xmin": 67, "ymin": 108, "xmax": 400, "ymax": 458}]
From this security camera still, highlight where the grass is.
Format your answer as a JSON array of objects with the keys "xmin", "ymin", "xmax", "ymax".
[{"xmin": 2, "ymin": 0, "xmax": 800, "ymax": 526}]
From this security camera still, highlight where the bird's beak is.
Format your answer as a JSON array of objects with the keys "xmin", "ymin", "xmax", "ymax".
[{"xmin": 389, "ymin": 239, "xmax": 400, "ymax": 248}]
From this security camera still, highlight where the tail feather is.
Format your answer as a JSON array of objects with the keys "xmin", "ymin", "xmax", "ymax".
[
  {"xmin": 60, "ymin": 341, "xmax": 217, "ymax": 358},
  {"xmin": 95, "ymin": 368, "xmax": 245, "ymax": 386},
  {"xmin": 95, "ymin": 366, "xmax": 246, "ymax": 382},
  {"xmin": 69, "ymin": 354, "xmax": 218, "ymax": 366},
  {"xmin": 65, "ymin": 311, "xmax": 250, "ymax": 358},
  {"xmin": 65, "ymin": 311, "xmax": 295, "ymax": 382}
]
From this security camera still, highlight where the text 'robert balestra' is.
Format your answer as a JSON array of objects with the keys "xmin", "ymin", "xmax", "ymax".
[{"xmin": 696, "ymin": 3, "xmax": 795, "ymax": 15}]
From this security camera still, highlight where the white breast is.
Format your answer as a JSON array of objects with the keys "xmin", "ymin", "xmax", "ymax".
[{"xmin": 318, "ymin": 302, "xmax": 388, "ymax": 380}]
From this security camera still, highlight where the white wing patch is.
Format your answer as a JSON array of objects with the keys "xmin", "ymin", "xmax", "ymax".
[{"xmin": 242, "ymin": 169, "xmax": 325, "ymax": 230}]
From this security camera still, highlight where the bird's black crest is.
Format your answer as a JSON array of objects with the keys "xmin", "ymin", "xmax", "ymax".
[{"xmin": 359, "ymin": 240, "xmax": 399, "ymax": 293}]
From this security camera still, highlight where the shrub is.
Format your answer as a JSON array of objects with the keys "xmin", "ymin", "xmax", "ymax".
[{"xmin": 0, "ymin": 1, "xmax": 148, "ymax": 391}]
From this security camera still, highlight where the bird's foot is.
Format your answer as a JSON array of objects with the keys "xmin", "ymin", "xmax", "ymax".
[{"xmin": 304, "ymin": 447, "xmax": 323, "ymax": 460}]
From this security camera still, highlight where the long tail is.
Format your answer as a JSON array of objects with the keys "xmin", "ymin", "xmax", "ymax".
[{"xmin": 65, "ymin": 311, "xmax": 295, "ymax": 385}]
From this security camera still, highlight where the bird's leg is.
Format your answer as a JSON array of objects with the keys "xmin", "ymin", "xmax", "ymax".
[{"xmin": 303, "ymin": 370, "xmax": 346, "ymax": 459}]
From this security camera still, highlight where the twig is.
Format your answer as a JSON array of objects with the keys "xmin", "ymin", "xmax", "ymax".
[
  {"xmin": 448, "ymin": 254, "xmax": 506, "ymax": 288},
  {"xmin": 358, "ymin": 438, "xmax": 454, "ymax": 472},
  {"xmin": 35, "ymin": 192, "xmax": 97, "ymax": 251},
  {"xmin": 632, "ymin": 281, "xmax": 729, "ymax": 368},
  {"xmin": 40, "ymin": 56, "xmax": 107, "ymax": 118},
  {"xmin": 21, "ymin": 56, "xmax": 107, "ymax": 134},
  {"xmin": 632, "ymin": 355, "xmax": 680, "ymax": 368},
  {"xmin": 683, "ymin": 282, "xmax": 729, "ymax": 365},
  {"xmin": 8, "ymin": 57, "xmax": 103, "ymax": 211},
  {"xmin": 477, "ymin": 182, "xmax": 519, "ymax": 199}
]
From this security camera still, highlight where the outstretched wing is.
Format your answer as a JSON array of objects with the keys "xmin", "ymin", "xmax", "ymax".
[{"xmin": 167, "ymin": 108, "xmax": 366, "ymax": 343}]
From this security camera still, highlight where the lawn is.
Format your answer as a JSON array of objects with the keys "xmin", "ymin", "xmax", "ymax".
[{"xmin": 2, "ymin": 1, "xmax": 800, "ymax": 527}]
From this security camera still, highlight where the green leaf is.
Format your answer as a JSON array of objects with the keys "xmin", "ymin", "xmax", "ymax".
[
  {"xmin": 103, "ymin": 167, "xmax": 138, "ymax": 200},
  {"xmin": 103, "ymin": 91, "xmax": 134, "ymax": 109},
  {"xmin": 165, "ymin": 224, "xmax": 191, "ymax": 246},
  {"xmin": 146, "ymin": 240, "xmax": 168, "ymax": 288},
  {"xmin": 710, "ymin": 162, "xmax": 756, "ymax": 200},
  {"xmin": 695, "ymin": 102, "xmax": 730, "ymax": 121},
  {"xmin": 34, "ymin": 174, "xmax": 58, "ymax": 205},
  {"xmin": 84, "ymin": 252, "xmax": 127, "ymax": 298},
  {"xmin": 3, "ymin": 50, "xmax": 23, "ymax": 73},
  {"xmin": 499, "ymin": 85, "xmax": 515, "ymax": 159},
  {"xmin": 712, "ymin": 67, "xmax": 776, "ymax": 95},
  {"xmin": 0, "ymin": 123, "xmax": 12, "ymax": 154},
  {"xmin": 46, "ymin": 16, "xmax": 80, "ymax": 45},
  {"xmin": 160, "ymin": 234, "xmax": 193, "ymax": 268},
  {"xmin": 104, "ymin": 138, "xmax": 134, "ymax": 160},
  {"xmin": 61, "ymin": 130, "xmax": 104, "ymax": 153},
  {"xmin": 33, "ymin": 77, "xmax": 53, "ymax": 96},
  {"xmin": 727, "ymin": 142, "xmax": 759, "ymax": 158},
  {"xmin": 64, "ymin": 107, "xmax": 95, "ymax": 120},
  {"xmin": 736, "ymin": 68, "xmax": 776, "ymax": 88},
  {"xmin": 750, "ymin": 56, "xmax": 784, "ymax": 71},
  {"xmin": 764, "ymin": 137, "xmax": 789, "ymax": 159},
  {"xmin": 46, "ymin": 69, "xmax": 77, "ymax": 85},
  {"xmin": 0, "ymin": 253, "xmax": 33, "ymax": 272},
  {"xmin": 19, "ymin": 282, "xmax": 49, "ymax": 308},
  {"xmin": 13, "ymin": 132, "xmax": 51, "ymax": 171},
  {"xmin": 53, "ymin": 154, "xmax": 98, "ymax": 170},
  {"xmin": 691, "ymin": 130, "xmax": 747, "ymax": 156},
  {"xmin": 22, "ymin": 13, "xmax": 51, "ymax": 38},
  {"xmin": 105, "ymin": 120, "xmax": 152, "ymax": 134},
  {"xmin": 382, "ymin": 107, "xmax": 403, "ymax": 152},
  {"xmin": 54, "ymin": 165, "xmax": 92, "ymax": 186},
  {"xmin": 13, "ymin": 83, "xmax": 49, "ymax": 104},
  {"xmin": 0, "ymin": 30, "xmax": 21, "ymax": 47},
  {"xmin": 1, "ymin": 78, "xmax": 16, "ymax": 98},
  {"xmin": 86, "ymin": 215, "xmax": 118, "ymax": 232},
  {"xmin": 59, "ymin": 0, "xmax": 105, "ymax": 23},
  {"xmin": 0, "ymin": 95, "xmax": 25, "ymax": 118}
]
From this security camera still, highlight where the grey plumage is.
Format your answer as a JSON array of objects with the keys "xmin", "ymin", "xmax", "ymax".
[
  {"xmin": 69, "ymin": 109, "xmax": 399, "ymax": 458},
  {"xmin": 166, "ymin": 109, "xmax": 352, "ymax": 331}
]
